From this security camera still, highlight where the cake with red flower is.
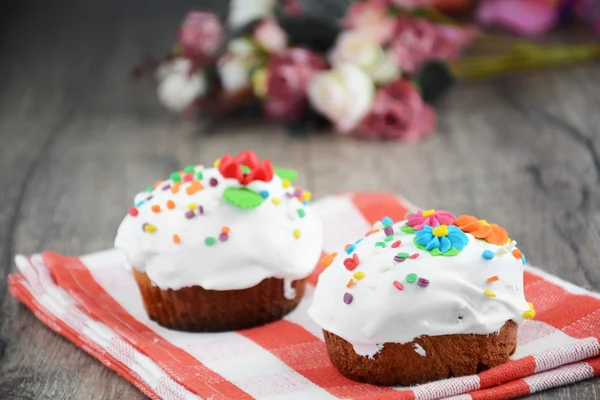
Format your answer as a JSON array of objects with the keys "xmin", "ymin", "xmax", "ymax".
[
  {"xmin": 115, "ymin": 150, "xmax": 323, "ymax": 331},
  {"xmin": 309, "ymin": 209, "xmax": 534, "ymax": 386}
]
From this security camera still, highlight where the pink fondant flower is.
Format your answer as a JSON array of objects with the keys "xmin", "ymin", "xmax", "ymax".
[
  {"xmin": 178, "ymin": 10, "xmax": 224, "ymax": 60},
  {"xmin": 361, "ymin": 80, "xmax": 436, "ymax": 141},
  {"xmin": 343, "ymin": 0, "xmax": 397, "ymax": 44},
  {"xmin": 406, "ymin": 209, "xmax": 456, "ymax": 230}
]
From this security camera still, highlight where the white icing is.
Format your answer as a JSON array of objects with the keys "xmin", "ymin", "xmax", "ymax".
[
  {"xmin": 308, "ymin": 220, "xmax": 530, "ymax": 347},
  {"xmin": 414, "ymin": 343, "xmax": 426, "ymax": 357},
  {"xmin": 115, "ymin": 164, "xmax": 323, "ymax": 291},
  {"xmin": 283, "ymin": 279, "xmax": 296, "ymax": 300},
  {"xmin": 352, "ymin": 343, "xmax": 384, "ymax": 359}
]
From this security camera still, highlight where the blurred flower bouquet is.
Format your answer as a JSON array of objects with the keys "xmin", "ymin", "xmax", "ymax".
[{"xmin": 137, "ymin": 0, "xmax": 600, "ymax": 141}]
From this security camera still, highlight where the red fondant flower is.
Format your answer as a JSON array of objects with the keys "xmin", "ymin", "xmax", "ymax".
[{"xmin": 218, "ymin": 150, "xmax": 274, "ymax": 185}]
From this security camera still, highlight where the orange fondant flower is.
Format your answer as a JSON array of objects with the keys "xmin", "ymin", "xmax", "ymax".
[{"xmin": 454, "ymin": 215, "xmax": 508, "ymax": 245}]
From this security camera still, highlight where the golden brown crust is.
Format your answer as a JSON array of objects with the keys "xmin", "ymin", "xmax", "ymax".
[
  {"xmin": 133, "ymin": 269, "xmax": 306, "ymax": 332},
  {"xmin": 323, "ymin": 321, "xmax": 518, "ymax": 386}
]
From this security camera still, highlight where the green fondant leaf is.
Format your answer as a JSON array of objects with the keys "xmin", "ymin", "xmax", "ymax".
[
  {"xmin": 223, "ymin": 187, "xmax": 264, "ymax": 209},
  {"xmin": 413, "ymin": 237, "xmax": 460, "ymax": 256},
  {"xmin": 274, "ymin": 168, "xmax": 299, "ymax": 181},
  {"xmin": 400, "ymin": 225, "xmax": 416, "ymax": 234}
]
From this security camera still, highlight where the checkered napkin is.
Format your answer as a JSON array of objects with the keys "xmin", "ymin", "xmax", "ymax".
[{"xmin": 8, "ymin": 192, "xmax": 600, "ymax": 400}]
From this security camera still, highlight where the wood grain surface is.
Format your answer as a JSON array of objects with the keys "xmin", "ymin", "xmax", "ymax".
[{"xmin": 0, "ymin": 0, "xmax": 599, "ymax": 398}]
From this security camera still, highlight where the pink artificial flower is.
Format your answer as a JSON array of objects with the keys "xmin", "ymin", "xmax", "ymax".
[
  {"xmin": 406, "ymin": 209, "xmax": 456, "ymax": 230},
  {"xmin": 477, "ymin": 0, "xmax": 558, "ymax": 37},
  {"xmin": 575, "ymin": 0, "xmax": 600, "ymax": 35},
  {"xmin": 178, "ymin": 10, "xmax": 224, "ymax": 60},
  {"xmin": 361, "ymin": 80, "xmax": 436, "ymax": 140},
  {"xmin": 343, "ymin": 0, "xmax": 397, "ymax": 44},
  {"xmin": 391, "ymin": 17, "xmax": 473, "ymax": 74},
  {"xmin": 390, "ymin": 0, "xmax": 433, "ymax": 10},
  {"xmin": 253, "ymin": 19, "xmax": 288, "ymax": 54},
  {"xmin": 266, "ymin": 48, "xmax": 328, "ymax": 100}
]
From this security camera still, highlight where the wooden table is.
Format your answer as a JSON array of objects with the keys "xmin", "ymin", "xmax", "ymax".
[{"xmin": 1, "ymin": 0, "xmax": 599, "ymax": 398}]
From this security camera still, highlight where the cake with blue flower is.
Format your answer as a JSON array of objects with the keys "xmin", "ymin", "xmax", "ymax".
[{"xmin": 309, "ymin": 209, "xmax": 534, "ymax": 386}]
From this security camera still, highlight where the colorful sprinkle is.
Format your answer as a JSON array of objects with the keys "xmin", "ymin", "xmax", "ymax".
[
  {"xmin": 170, "ymin": 172, "xmax": 182, "ymax": 183},
  {"xmin": 143, "ymin": 223, "xmax": 156, "ymax": 233},
  {"xmin": 187, "ymin": 203, "xmax": 197, "ymax": 210},
  {"xmin": 522, "ymin": 309, "xmax": 536, "ymax": 320},
  {"xmin": 198, "ymin": 205, "xmax": 204, "ymax": 214},
  {"xmin": 293, "ymin": 229, "xmax": 302, "ymax": 239},
  {"xmin": 391, "ymin": 240, "xmax": 401, "ymax": 248},
  {"xmin": 196, "ymin": 171, "xmax": 204, "ymax": 180},
  {"xmin": 375, "ymin": 242, "xmax": 387, "ymax": 248},
  {"xmin": 382, "ymin": 217, "xmax": 393, "ymax": 226},
  {"xmin": 146, "ymin": 195, "xmax": 153, "ymax": 201},
  {"xmin": 172, "ymin": 234, "xmax": 181, "ymax": 244},
  {"xmin": 346, "ymin": 279, "xmax": 356, "ymax": 288},
  {"xmin": 184, "ymin": 165, "xmax": 195, "ymax": 174},
  {"xmin": 345, "ymin": 244, "xmax": 356, "ymax": 254},
  {"xmin": 209, "ymin": 177, "xmax": 218, "ymax": 187},
  {"xmin": 406, "ymin": 273, "xmax": 418, "ymax": 283},
  {"xmin": 343, "ymin": 258, "xmax": 357, "ymax": 271},
  {"xmin": 393, "ymin": 281, "xmax": 404, "ymax": 291},
  {"xmin": 183, "ymin": 174, "xmax": 194, "ymax": 183},
  {"xmin": 384, "ymin": 235, "xmax": 394, "ymax": 242},
  {"xmin": 151, "ymin": 205, "xmax": 161, "ymax": 213},
  {"xmin": 384, "ymin": 226, "xmax": 394, "ymax": 236},
  {"xmin": 259, "ymin": 190, "xmax": 270, "ymax": 199},
  {"xmin": 373, "ymin": 221, "xmax": 384, "ymax": 230},
  {"xmin": 153, "ymin": 180, "xmax": 163, "ymax": 189},
  {"xmin": 145, "ymin": 186, "xmax": 153, "ymax": 193},
  {"xmin": 205, "ymin": 237, "xmax": 216, "ymax": 246},
  {"xmin": 512, "ymin": 249, "xmax": 523, "ymax": 259},
  {"xmin": 297, "ymin": 209, "xmax": 306, "ymax": 218},
  {"xmin": 343, "ymin": 292, "xmax": 353, "ymax": 304},
  {"xmin": 321, "ymin": 254, "xmax": 334, "ymax": 268},
  {"xmin": 171, "ymin": 183, "xmax": 181, "ymax": 194},
  {"xmin": 135, "ymin": 200, "xmax": 145, "ymax": 208},
  {"xmin": 366, "ymin": 229, "xmax": 379, "ymax": 237},
  {"xmin": 272, "ymin": 197, "xmax": 281, "ymax": 206},
  {"xmin": 303, "ymin": 191, "xmax": 312, "ymax": 201},
  {"xmin": 128, "ymin": 207, "xmax": 139, "ymax": 217},
  {"xmin": 484, "ymin": 289, "xmax": 496, "ymax": 297},
  {"xmin": 522, "ymin": 255, "xmax": 527, "ymax": 265},
  {"xmin": 393, "ymin": 256, "xmax": 406, "ymax": 263},
  {"xmin": 282, "ymin": 179, "xmax": 291, "ymax": 188},
  {"xmin": 213, "ymin": 158, "xmax": 221, "ymax": 168},
  {"xmin": 487, "ymin": 276, "xmax": 500, "ymax": 283},
  {"xmin": 409, "ymin": 253, "xmax": 420, "ymax": 259},
  {"xmin": 184, "ymin": 210, "xmax": 195, "ymax": 219},
  {"xmin": 186, "ymin": 181, "xmax": 203, "ymax": 195},
  {"xmin": 417, "ymin": 278, "xmax": 430, "ymax": 287},
  {"xmin": 396, "ymin": 252, "xmax": 410, "ymax": 259},
  {"xmin": 355, "ymin": 238, "xmax": 363, "ymax": 244},
  {"xmin": 221, "ymin": 226, "xmax": 230, "ymax": 234},
  {"xmin": 219, "ymin": 233, "xmax": 229, "ymax": 242},
  {"xmin": 166, "ymin": 200, "xmax": 175, "ymax": 210},
  {"xmin": 482, "ymin": 250, "xmax": 495, "ymax": 260},
  {"xmin": 353, "ymin": 272, "xmax": 366, "ymax": 280},
  {"xmin": 162, "ymin": 184, "xmax": 171, "ymax": 191}
]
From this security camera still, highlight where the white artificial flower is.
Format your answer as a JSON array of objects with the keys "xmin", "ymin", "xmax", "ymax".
[
  {"xmin": 227, "ymin": 38, "xmax": 256, "ymax": 57},
  {"xmin": 308, "ymin": 63, "xmax": 374, "ymax": 133},
  {"xmin": 228, "ymin": 0, "xmax": 277, "ymax": 28},
  {"xmin": 218, "ymin": 55, "xmax": 252, "ymax": 93},
  {"xmin": 156, "ymin": 58, "xmax": 206, "ymax": 112},
  {"xmin": 331, "ymin": 31, "xmax": 400, "ymax": 84}
]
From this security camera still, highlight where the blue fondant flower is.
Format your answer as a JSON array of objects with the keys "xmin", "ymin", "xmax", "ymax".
[{"xmin": 414, "ymin": 225, "xmax": 469, "ymax": 256}]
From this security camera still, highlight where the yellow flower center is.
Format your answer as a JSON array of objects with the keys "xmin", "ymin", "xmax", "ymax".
[
  {"xmin": 479, "ymin": 219, "xmax": 491, "ymax": 227},
  {"xmin": 432, "ymin": 225, "xmax": 448, "ymax": 237},
  {"xmin": 422, "ymin": 209, "xmax": 435, "ymax": 217}
]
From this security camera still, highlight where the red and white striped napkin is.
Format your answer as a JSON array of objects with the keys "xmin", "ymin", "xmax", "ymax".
[{"xmin": 9, "ymin": 192, "xmax": 600, "ymax": 400}]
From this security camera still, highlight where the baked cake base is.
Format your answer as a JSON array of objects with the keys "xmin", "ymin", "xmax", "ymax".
[
  {"xmin": 323, "ymin": 321, "xmax": 518, "ymax": 386},
  {"xmin": 134, "ymin": 269, "xmax": 306, "ymax": 332}
]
